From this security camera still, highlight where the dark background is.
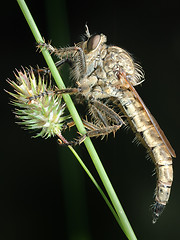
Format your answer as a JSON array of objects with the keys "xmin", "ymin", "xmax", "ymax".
[{"xmin": 1, "ymin": 0, "xmax": 180, "ymax": 239}]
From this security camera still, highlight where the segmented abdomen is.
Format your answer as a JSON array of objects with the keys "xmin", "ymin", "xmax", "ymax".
[{"xmin": 117, "ymin": 89, "xmax": 173, "ymax": 223}]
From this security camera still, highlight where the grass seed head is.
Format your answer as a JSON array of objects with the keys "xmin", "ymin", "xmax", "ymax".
[{"xmin": 6, "ymin": 67, "xmax": 69, "ymax": 138}]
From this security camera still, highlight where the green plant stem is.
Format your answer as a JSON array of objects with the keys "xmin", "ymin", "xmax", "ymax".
[
  {"xmin": 17, "ymin": 1, "xmax": 138, "ymax": 239},
  {"xmin": 68, "ymin": 145, "xmax": 122, "ymax": 228}
]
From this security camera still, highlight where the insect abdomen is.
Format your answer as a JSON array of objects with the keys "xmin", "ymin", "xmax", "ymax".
[{"xmin": 118, "ymin": 90, "xmax": 173, "ymax": 223}]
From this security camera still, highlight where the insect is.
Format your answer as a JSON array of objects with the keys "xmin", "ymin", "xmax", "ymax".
[{"xmin": 38, "ymin": 25, "xmax": 176, "ymax": 223}]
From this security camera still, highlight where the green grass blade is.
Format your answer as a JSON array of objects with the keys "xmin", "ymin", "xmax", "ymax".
[{"xmin": 68, "ymin": 145, "xmax": 122, "ymax": 228}]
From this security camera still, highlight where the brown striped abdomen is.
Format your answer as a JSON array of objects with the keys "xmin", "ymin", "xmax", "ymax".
[{"xmin": 116, "ymin": 89, "xmax": 174, "ymax": 223}]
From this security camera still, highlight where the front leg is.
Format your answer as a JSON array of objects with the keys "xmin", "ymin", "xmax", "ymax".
[{"xmin": 38, "ymin": 40, "xmax": 87, "ymax": 79}]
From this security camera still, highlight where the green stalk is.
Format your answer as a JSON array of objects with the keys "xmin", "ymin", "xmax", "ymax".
[
  {"xmin": 17, "ymin": 1, "xmax": 137, "ymax": 239},
  {"xmin": 68, "ymin": 146, "xmax": 122, "ymax": 228}
]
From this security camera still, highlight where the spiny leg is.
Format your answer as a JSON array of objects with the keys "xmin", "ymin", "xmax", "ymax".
[
  {"xmin": 36, "ymin": 59, "xmax": 67, "ymax": 76},
  {"xmin": 67, "ymin": 100, "xmax": 125, "ymax": 144},
  {"xmin": 25, "ymin": 58, "xmax": 69, "ymax": 80},
  {"xmin": 38, "ymin": 40, "xmax": 87, "ymax": 78},
  {"xmin": 54, "ymin": 87, "xmax": 79, "ymax": 95},
  {"xmin": 77, "ymin": 119, "xmax": 122, "ymax": 144},
  {"xmin": 89, "ymin": 99, "xmax": 124, "ymax": 126},
  {"xmin": 58, "ymin": 118, "xmax": 122, "ymax": 146},
  {"xmin": 59, "ymin": 99, "xmax": 125, "ymax": 146}
]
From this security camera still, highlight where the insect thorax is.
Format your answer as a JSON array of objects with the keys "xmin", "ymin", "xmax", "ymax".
[{"xmin": 75, "ymin": 40, "xmax": 144, "ymax": 101}]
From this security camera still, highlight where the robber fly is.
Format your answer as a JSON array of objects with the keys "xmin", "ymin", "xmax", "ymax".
[{"xmin": 38, "ymin": 25, "xmax": 176, "ymax": 223}]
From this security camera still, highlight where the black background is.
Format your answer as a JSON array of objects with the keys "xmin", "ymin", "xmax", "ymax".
[{"xmin": 1, "ymin": 0, "xmax": 180, "ymax": 239}]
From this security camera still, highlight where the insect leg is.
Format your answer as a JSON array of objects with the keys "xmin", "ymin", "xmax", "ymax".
[
  {"xmin": 90, "ymin": 100, "xmax": 124, "ymax": 126},
  {"xmin": 59, "ymin": 119, "xmax": 122, "ymax": 146},
  {"xmin": 25, "ymin": 59, "xmax": 67, "ymax": 79},
  {"xmin": 69, "ymin": 100, "xmax": 125, "ymax": 145},
  {"xmin": 54, "ymin": 87, "xmax": 79, "ymax": 95},
  {"xmin": 38, "ymin": 40, "xmax": 86, "ymax": 78},
  {"xmin": 82, "ymin": 119, "xmax": 121, "ymax": 140}
]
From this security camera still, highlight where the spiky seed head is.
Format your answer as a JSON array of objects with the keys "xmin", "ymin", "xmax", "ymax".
[{"xmin": 6, "ymin": 67, "xmax": 69, "ymax": 138}]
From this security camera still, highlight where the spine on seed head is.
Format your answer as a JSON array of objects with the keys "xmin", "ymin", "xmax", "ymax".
[{"xmin": 6, "ymin": 67, "xmax": 69, "ymax": 138}]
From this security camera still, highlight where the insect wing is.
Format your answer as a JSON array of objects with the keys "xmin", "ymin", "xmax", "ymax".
[{"xmin": 124, "ymin": 77, "xmax": 176, "ymax": 158}]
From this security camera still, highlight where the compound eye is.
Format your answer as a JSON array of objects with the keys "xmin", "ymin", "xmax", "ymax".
[{"xmin": 87, "ymin": 35, "xmax": 101, "ymax": 52}]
